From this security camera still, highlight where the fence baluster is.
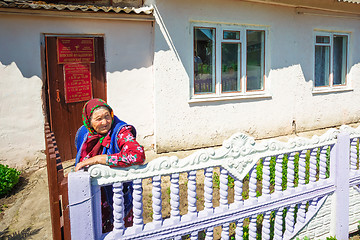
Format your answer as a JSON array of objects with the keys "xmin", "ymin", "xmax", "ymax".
[
  {"xmin": 262, "ymin": 212, "xmax": 271, "ymax": 240},
  {"xmin": 274, "ymin": 207, "xmax": 284, "ymax": 240},
  {"xmin": 220, "ymin": 168, "xmax": 229, "ymax": 208},
  {"xmin": 283, "ymin": 205, "xmax": 295, "ymax": 238},
  {"xmin": 221, "ymin": 223, "xmax": 230, "ymax": 240},
  {"xmin": 204, "ymin": 168, "xmax": 214, "ymax": 213},
  {"xmin": 287, "ymin": 152, "xmax": 295, "ymax": 190},
  {"xmin": 249, "ymin": 215, "xmax": 257, "ymax": 240},
  {"xmin": 113, "ymin": 182, "xmax": 125, "ymax": 234},
  {"xmin": 299, "ymin": 150, "xmax": 307, "ymax": 186},
  {"xmin": 248, "ymin": 167, "xmax": 257, "ymax": 202},
  {"xmin": 204, "ymin": 168, "xmax": 214, "ymax": 239},
  {"xmin": 275, "ymin": 154, "xmax": 283, "ymax": 194},
  {"xmin": 235, "ymin": 219, "xmax": 244, "ymax": 240},
  {"xmin": 234, "ymin": 175, "xmax": 243, "ymax": 206},
  {"xmin": 188, "ymin": 170, "xmax": 197, "ymax": 216},
  {"xmin": 263, "ymin": 156, "xmax": 271, "ymax": 198},
  {"xmin": 133, "ymin": 179, "xmax": 143, "ymax": 232},
  {"xmin": 297, "ymin": 201, "xmax": 307, "ymax": 225},
  {"xmin": 319, "ymin": 146, "xmax": 328, "ymax": 179},
  {"xmin": 170, "ymin": 173, "xmax": 181, "ymax": 223},
  {"xmin": 152, "ymin": 175, "xmax": 162, "ymax": 227},
  {"xmin": 309, "ymin": 197, "xmax": 319, "ymax": 213},
  {"xmin": 190, "ymin": 231, "xmax": 198, "ymax": 240},
  {"xmin": 350, "ymin": 138, "xmax": 358, "ymax": 171},
  {"xmin": 309, "ymin": 148, "xmax": 317, "ymax": 183},
  {"xmin": 205, "ymin": 227, "xmax": 214, "ymax": 240}
]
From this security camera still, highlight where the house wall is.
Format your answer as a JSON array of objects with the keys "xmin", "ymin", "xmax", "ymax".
[
  {"xmin": 0, "ymin": 13, "xmax": 154, "ymax": 169},
  {"xmin": 149, "ymin": 0, "xmax": 360, "ymax": 152}
]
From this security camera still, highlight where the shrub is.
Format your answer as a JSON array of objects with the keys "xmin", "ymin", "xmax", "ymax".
[{"xmin": 0, "ymin": 164, "xmax": 21, "ymax": 196}]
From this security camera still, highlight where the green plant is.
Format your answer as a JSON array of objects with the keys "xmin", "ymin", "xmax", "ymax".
[
  {"xmin": 212, "ymin": 172, "xmax": 235, "ymax": 189},
  {"xmin": 228, "ymin": 175, "xmax": 234, "ymax": 188},
  {"xmin": 0, "ymin": 164, "xmax": 21, "ymax": 196},
  {"xmin": 0, "ymin": 204, "xmax": 8, "ymax": 213},
  {"xmin": 213, "ymin": 172, "xmax": 220, "ymax": 189},
  {"xmin": 326, "ymin": 236, "xmax": 337, "ymax": 240},
  {"xmin": 358, "ymin": 220, "xmax": 360, "ymax": 231}
]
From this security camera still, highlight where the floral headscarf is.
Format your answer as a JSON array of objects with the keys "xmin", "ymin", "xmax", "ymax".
[
  {"xmin": 82, "ymin": 98, "xmax": 114, "ymax": 135},
  {"xmin": 79, "ymin": 98, "xmax": 114, "ymax": 162}
]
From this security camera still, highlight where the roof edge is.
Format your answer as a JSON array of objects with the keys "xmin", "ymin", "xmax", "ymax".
[
  {"xmin": 0, "ymin": 1, "xmax": 154, "ymax": 15},
  {"xmin": 0, "ymin": 6, "xmax": 155, "ymax": 21}
]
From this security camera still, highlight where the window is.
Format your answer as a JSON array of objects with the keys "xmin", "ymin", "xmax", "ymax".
[
  {"xmin": 314, "ymin": 33, "xmax": 348, "ymax": 88},
  {"xmin": 193, "ymin": 24, "xmax": 267, "ymax": 98}
]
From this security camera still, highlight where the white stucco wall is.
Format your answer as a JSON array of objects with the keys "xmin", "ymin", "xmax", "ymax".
[
  {"xmin": 149, "ymin": 0, "xmax": 360, "ymax": 152},
  {"xmin": 0, "ymin": 13, "xmax": 154, "ymax": 169}
]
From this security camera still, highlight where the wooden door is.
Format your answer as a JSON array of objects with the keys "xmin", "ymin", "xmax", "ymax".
[{"xmin": 45, "ymin": 36, "xmax": 106, "ymax": 161}]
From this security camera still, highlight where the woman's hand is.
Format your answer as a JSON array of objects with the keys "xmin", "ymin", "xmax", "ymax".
[{"xmin": 75, "ymin": 155, "xmax": 107, "ymax": 172}]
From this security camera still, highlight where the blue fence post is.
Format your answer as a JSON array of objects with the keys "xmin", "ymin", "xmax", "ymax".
[
  {"xmin": 68, "ymin": 171, "xmax": 102, "ymax": 240},
  {"xmin": 330, "ymin": 132, "xmax": 350, "ymax": 239}
]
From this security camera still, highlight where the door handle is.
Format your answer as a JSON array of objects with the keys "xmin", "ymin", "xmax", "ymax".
[{"xmin": 56, "ymin": 89, "xmax": 60, "ymax": 103}]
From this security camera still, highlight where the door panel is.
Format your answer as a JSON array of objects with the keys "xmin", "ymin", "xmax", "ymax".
[{"xmin": 45, "ymin": 36, "xmax": 106, "ymax": 161}]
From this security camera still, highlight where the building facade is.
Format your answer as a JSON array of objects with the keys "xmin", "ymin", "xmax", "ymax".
[{"xmin": 1, "ymin": 0, "xmax": 360, "ymax": 168}]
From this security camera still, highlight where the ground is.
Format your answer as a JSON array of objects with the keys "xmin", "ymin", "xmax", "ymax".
[{"xmin": 1, "ymin": 126, "xmax": 360, "ymax": 239}]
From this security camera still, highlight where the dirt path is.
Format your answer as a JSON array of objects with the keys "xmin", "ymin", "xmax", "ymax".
[{"xmin": 0, "ymin": 167, "xmax": 52, "ymax": 240}]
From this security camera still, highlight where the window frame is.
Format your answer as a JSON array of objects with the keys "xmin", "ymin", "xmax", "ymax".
[
  {"xmin": 313, "ymin": 31, "xmax": 350, "ymax": 93},
  {"xmin": 190, "ymin": 22, "xmax": 269, "ymax": 102}
]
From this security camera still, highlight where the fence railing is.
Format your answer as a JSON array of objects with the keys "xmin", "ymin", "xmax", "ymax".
[
  {"xmin": 68, "ymin": 125, "xmax": 360, "ymax": 240},
  {"xmin": 44, "ymin": 123, "xmax": 71, "ymax": 240}
]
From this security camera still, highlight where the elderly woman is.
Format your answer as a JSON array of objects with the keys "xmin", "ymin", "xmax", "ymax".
[{"xmin": 74, "ymin": 98, "xmax": 145, "ymax": 231}]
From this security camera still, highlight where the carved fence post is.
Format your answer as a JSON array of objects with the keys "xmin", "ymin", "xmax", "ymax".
[
  {"xmin": 330, "ymin": 132, "xmax": 350, "ymax": 239},
  {"xmin": 68, "ymin": 171, "xmax": 102, "ymax": 240}
]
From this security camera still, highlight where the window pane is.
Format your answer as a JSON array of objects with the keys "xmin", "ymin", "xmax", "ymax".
[
  {"xmin": 194, "ymin": 27, "xmax": 215, "ymax": 94},
  {"xmin": 224, "ymin": 31, "xmax": 240, "ymax": 40},
  {"xmin": 333, "ymin": 35, "xmax": 347, "ymax": 85},
  {"xmin": 315, "ymin": 45, "xmax": 330, "ymax": 87},
  {"xmin": 222, "ymin": 43, "xmax": 241, "ymax": 92},
  {"xmin": 316, "ymin": 36, "xmax": 330, "ymax": 44},
  {"xmin": 246, "ymin": 30, "xmax": 265, "ymax": 91}
]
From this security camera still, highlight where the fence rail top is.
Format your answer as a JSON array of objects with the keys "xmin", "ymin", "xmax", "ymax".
[{"xmin": 80, "ymin": 124, "xmax": 360, "ymax": 186}]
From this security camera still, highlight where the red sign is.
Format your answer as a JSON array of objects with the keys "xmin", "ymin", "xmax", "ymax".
[
  {"xmin": 57, "ymin": 38, "xmax": 95, "ymax": 63},
  {"xmin": 64, "ymin": 63, "xmax": 93, "ymax": 103}
]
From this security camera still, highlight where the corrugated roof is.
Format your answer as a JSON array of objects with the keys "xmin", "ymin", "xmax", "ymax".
[
  {"xmin": 0, "ymin": 0, "xmax": 153, "ymax": 14},
  {"xmin": 338, "ymin": 0, "xmax": 360, "ymax": 3}
]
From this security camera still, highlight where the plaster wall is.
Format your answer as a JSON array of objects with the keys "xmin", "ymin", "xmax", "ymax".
[
  {"xmin": 0, "ymin": 14, "xmax": 154, "ymax": 169},
  {"xmin": 150, "ymin": 0, "xmax": 360, "ymax": 152}
]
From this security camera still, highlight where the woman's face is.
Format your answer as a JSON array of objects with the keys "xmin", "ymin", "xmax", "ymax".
[{"xmin": 90, "ymin": 108, "xmax": 112, "ymax": 135}]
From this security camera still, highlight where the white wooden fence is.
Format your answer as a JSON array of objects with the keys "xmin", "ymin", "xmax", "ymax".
[{"xmin": 68, "ymin": 125, "xmax": 360, "ymax": 239}]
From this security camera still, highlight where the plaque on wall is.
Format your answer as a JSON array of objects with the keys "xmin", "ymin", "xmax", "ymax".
[
  {"xmin": 63, "ymin": 63, "xmax": 93, "ymax": 103},
  {"xmin": 57, "ymin": 37, "xmax": 95, "ymax": 64}
]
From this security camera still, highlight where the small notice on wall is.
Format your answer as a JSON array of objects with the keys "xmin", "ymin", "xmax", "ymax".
[
  {"xmin": 64, "ymin": 63, "xmax": 93, "ymax": 103},
  {"xmin": 57, "ymin": 38, "xmax": 95, "ymax": 63}
]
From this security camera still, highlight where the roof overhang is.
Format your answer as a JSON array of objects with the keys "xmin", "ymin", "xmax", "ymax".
[{"xmin": 0, "ymin": 0, "xmax": 154, "ymax": 21}]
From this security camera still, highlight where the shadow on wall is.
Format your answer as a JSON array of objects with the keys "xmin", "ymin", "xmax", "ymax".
[{"xmin": 0, "ymin": 19, "xmax": 155, "ymax": 79}]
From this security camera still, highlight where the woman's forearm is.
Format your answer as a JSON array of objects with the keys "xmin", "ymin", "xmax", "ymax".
[{"xmin": 75, "ymin": 154, "xmax": 107, "ymax": 171}]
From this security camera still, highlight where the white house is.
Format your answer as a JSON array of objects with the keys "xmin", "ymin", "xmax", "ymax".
[{"xmin": 1, "ymin": 0, "xmax": 360, "ymax": 169}]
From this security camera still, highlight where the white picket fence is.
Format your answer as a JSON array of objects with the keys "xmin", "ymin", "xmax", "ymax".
[{"xmin": 68, "ymin": 125, "xmax": 360, "ymax": 239}]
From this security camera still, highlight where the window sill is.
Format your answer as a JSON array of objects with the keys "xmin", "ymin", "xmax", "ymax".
[
  {"xmin": 188, "ymin": 92, "xmax": 272, "ymax": 103},
  {"xmin": 312, "ymin": 87, "xmax": 353, "ymax": 95}
]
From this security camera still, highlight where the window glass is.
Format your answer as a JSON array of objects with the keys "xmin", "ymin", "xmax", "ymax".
[
  {"xmin": 194, "ymin": 27, "xmax": 215, "ymax": 94},
  {"xmin": 223, "ymin": 31, "xmax": 240, "ymax": 40},
  {"xmin": 333, "ymin": 35, "xmax": 347, "ymax": 85},
  {"xmin": 315, "ymin": 45, "xmax": 330, "ymax": 87},
  {"xmin": 221, "ymin": 43, "xmax": 241, "ymax": 92},
  {"xmin": 246, "ymin": 30, "xmax": 265, "ymax": 91},
  {"xmin": 316, "ymin": 36, "xmax": 330, "ymax": 44}
]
